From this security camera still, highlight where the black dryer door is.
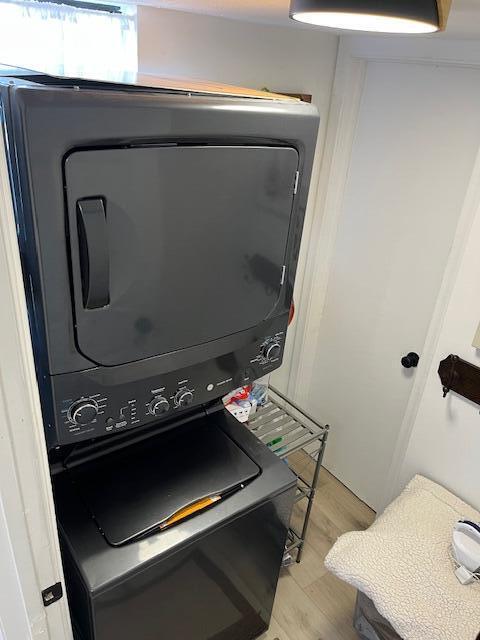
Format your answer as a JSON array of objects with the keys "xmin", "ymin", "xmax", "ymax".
[{"xmin": 64, "ymin": 145, "xmax": 298, "ymax": 366}]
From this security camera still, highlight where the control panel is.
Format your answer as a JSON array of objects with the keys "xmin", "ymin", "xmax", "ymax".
[{"xmin": 49, "ymin": 328, "xmax": 285, "ymax": 448}]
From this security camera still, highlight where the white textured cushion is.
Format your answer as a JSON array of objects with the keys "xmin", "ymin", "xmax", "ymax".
[{"xmin": 325, "ymin": 475, "xmax": 480, "ymax": 640}]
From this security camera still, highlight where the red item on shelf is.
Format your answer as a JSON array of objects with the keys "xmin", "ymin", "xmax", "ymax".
[
  {"xmin": 229, "ymin": 385, "xmax": 252, "ymax": 403},
  {"xmin": 288, "ymin": 301, "xmax": 295, "ymax": 326}
]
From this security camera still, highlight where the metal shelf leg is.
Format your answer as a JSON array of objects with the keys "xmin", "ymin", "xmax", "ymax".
[{"xmin": 296, "ymin": 429, "xmax": 329, "ymax": 563}]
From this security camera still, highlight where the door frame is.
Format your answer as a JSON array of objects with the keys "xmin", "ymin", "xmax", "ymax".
[
  {"xmin": 289, "ymin": 34, "xmax": 480, "ymax": 511},
  {"xmin": 0, "ymin": 125, "xmax": 73, "ymax": 639}
]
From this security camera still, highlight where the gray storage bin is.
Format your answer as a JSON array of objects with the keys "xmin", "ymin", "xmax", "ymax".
[{"xmin": 354, "ymin": 591, "xmax": 403, "ymax": 640}]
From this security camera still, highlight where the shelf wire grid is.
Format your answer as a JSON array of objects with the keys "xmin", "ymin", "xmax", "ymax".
[{"xmin": 247, "ymin": 399, "xmax": 328, "ymax": 459}]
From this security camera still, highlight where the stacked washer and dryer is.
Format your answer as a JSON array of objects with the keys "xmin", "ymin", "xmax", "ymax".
[{"xmin": 0, "ymin": 66, "xmax": 319, "ymax": 640}]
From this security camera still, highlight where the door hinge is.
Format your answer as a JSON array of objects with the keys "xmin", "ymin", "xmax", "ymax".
[
  {"xmin": 293, "ymin": 171, "xmax": 300, "ymax": 195},
  {"xmin": 42, "ymin": 582, "xmax": 63, "ymax": 607}
]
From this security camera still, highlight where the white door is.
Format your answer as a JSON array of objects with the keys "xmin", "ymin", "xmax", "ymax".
[{"xmin": 298, "ymin": 61, "xmax": 480, "ymax": 511}]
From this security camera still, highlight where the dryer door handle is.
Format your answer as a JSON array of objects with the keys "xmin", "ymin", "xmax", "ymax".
[{"xmin": 76, "ymin": 198, "xmax": 110, "ymax": 309}]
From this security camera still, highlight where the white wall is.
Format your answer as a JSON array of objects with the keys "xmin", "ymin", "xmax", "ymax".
[
  {"xmin": 137, "ymin": 7, "xmax": 337, "ymax": 107},
  {"xmin": 0, "ymin": 125, "xmax": 73, "ymax": 640},
  {"xmin": 0, "ymin": 495, "xmax": 32, "ymax": 640},
  {"xmin": 300, "ymin": 59, "xmax": 480, "ymax": 511},
  {"xmin": 398, "ymin": 171, "xmax": 480, "ymax": 512},
  {"xmin": 137, "ymin": 7, "xmax": 338, "ymax": 393}
]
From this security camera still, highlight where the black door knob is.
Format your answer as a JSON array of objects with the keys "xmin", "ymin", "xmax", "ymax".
[{"xmin": 401, "ymin": 352, "xmax": 420, "ymax": 369}]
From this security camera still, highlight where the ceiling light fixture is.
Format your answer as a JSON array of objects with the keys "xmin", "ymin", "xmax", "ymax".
[{"xmin": 289, "ymin": 0, "xmax": 452, "ymax": 34}]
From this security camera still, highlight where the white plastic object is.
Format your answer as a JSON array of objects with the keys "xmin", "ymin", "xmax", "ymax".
[
  {"xmin": 452, "ymin": 521, "xmax": 480, "ymax": 576},
  {"xmin": 224, "ymin": 402, "xmax": 250, "ymax": 423},
  {"xmin": 455, "ymin": 564, "xmax": 475, "ymax": 585},
  {"xmin": 249, "ymin": 398, "xmax": 258, "ymax": 417}
]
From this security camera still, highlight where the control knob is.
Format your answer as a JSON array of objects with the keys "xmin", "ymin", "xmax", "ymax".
[
  {"xmin": 262, "ymin": 341, "xmax": 282, "ymax": 362},
  {"xmin": 148, "ymin": 396, "xmax": 170, "ymax": 416},
  {"xmin": 68, "ymin": 399, "xmax": 98, "ymax": 425},
  {"xmin": 175, "ymin": 388, "xmax": 194, "ymax": 408}
]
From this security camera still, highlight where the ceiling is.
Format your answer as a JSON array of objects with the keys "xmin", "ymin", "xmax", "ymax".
[{"xmin": 134, "ymin": 0, "xmax": 480, "ymax": 38}]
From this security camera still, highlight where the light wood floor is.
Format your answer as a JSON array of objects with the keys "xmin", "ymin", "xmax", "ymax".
[{"xmin": 260, "ymin": 451, "xmax": 376, "ymax": 640}]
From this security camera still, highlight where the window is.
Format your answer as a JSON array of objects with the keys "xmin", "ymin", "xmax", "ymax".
[{"xmin": 0, "ymin": 0, "xmax": 137, "ymax": 80}]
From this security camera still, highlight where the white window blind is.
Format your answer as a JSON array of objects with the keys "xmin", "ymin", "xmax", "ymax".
[{"xmin": 0, "ymin": 0, "xmax": 137, "ymax": 79}]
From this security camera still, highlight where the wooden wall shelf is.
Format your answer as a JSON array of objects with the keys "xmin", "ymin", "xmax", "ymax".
[{"xmin": 438, "ymin": 354, "xmax": 480, "ymax": 405}]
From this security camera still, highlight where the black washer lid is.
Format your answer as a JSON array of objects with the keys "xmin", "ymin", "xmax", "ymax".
[{"xmin": 67, "ymin": 419, "xmax": 260, "ymax": 546}]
